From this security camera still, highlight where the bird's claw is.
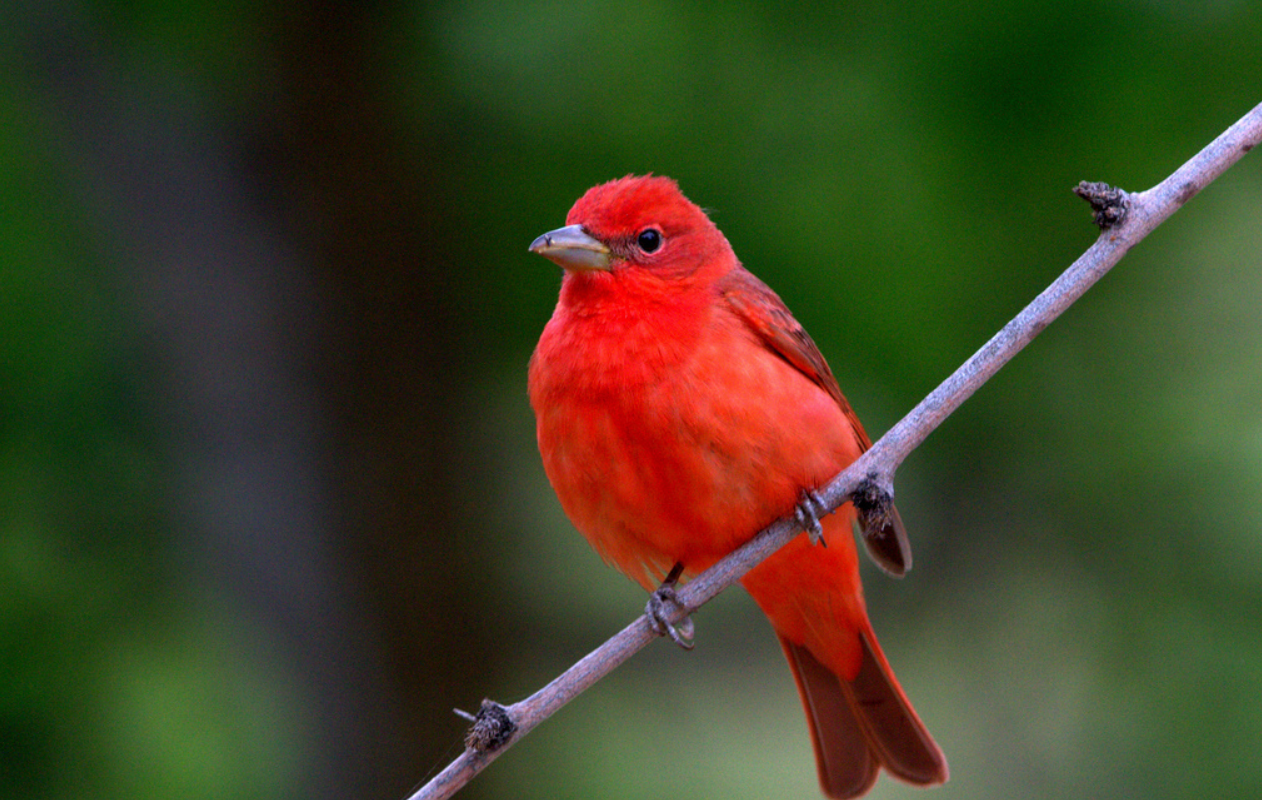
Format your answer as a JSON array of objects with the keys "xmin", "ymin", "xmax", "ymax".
[
  {"xmin": 646, "ymin": 587, "xmax": 695, "ymax": 649},
  {"xmin": 795, "ymin": 490, "xmax": 829, "ymax": 546},
  {"xmin": 646, "ymin": 563, "xmax": 695, "ymax": 650}
]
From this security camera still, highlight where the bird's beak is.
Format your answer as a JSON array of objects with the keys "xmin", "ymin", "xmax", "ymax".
[{"xmin": 529, "ymin": 224, "xmax": 612, "ymax": 272}]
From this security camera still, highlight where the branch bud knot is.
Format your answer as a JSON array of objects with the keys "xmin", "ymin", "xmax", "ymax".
[
  {"xmin": 1074, "ymin": 181, "xmax": 1129, "ymax": 229},
  {"xmin": 462, "ymin": 700, "xmax": 516, "ymax": 754}
]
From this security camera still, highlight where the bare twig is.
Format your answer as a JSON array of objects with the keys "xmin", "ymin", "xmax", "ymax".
[{"xmin": 410, "ymin": 102, "xmax": 1262, "ymax": 800}]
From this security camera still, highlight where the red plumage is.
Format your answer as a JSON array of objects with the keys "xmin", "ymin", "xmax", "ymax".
[{"xmin": 528, "ymin": 175, "xmax": 947, "ymax": 798}]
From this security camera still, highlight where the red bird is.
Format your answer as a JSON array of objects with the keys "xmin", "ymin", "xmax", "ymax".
[{"xmin": 528, "ymin": 175, "xmax": 947, "ymax": 798}]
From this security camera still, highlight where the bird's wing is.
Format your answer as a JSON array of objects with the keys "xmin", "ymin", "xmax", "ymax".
[
  {"xmin": 719, "ymin": 267, "xmax": 870, "ymax": 447},
  {"xmin": 720, "ymin": 267, "xmax": 912, "ymax": 576}
]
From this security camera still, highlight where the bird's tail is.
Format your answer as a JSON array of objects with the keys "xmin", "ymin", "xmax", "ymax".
[
  {"xmin": 740, "ymin": 523, "xmax": 947, "ymax": 799},
  {"xmin": 778, "ymin": 629, "xmax": 947, "ymax": 799}
]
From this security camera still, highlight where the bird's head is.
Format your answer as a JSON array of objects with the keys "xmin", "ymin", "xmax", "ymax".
[{"xmin": 530, "ymin": 175, "xmax": 734, "ymax": 283}]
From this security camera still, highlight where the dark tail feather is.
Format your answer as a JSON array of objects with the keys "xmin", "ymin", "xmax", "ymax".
[
  {"xmin": 781, "ymin": 637, "xmax": 879, "ymax": 798},
  {"xmin": 779, "ymin": 633, "xmax": 947, "ymax": 799}
]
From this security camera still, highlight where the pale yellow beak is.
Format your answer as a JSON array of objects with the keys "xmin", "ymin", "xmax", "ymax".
[{"xmin": 529, "ymin": 224, "xmax": 612, "ymax": 272}]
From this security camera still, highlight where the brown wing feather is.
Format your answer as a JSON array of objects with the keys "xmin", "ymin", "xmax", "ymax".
[
  {"xmin": 720, "ymin": 266, "xmax": 912, "ymax": 576},
  {"xmin": 720, "ymin": 268, "xmax": 871, "ymax": 448}
]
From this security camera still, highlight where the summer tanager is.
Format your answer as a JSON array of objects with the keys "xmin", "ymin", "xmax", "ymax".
[{"xmin": 528, "ymin": 175, "xmax": 947, "ymax": 799}]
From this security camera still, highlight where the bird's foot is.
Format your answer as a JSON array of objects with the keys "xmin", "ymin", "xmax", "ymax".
[
  {"xmin": 795, "ymin": 490, "xmax": 830, "ymax": 546},
  {"xmin": 646, "ymin": 562, "xmax": 695, "ymax": 650}
]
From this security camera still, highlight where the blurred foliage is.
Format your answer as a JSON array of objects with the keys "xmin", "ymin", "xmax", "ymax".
[{"xmin": 2, "ymin": 0, "xmax": 1261, "ymax": 799}]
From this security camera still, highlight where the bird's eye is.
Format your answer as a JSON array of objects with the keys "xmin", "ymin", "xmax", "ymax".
[{"xmin": 636, "ymin": 228, "xmax": 662, "ymax": 253}]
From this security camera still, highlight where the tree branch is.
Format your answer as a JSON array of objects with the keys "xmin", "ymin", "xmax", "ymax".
[{"xmin": 410, "ymin": 101, "xmax": 1262, "ymax": 800}]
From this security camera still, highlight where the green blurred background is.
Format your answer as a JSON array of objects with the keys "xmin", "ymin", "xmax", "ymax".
[{"xmin": 3, "ymin": 1, "xmax": 1261, "ymax": 798}]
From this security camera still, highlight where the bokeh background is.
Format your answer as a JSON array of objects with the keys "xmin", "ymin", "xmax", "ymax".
[{"xmin": 4, "ymin": 1, "xmax": 1261, "ymax": 798}]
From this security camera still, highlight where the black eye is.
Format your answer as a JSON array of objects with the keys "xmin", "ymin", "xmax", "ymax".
[{"xmin": 636, "ymin": 228, "xmax": 662, "ymax": 253}]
